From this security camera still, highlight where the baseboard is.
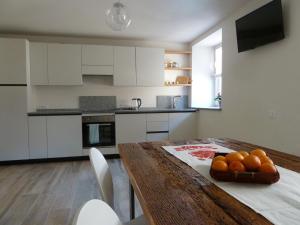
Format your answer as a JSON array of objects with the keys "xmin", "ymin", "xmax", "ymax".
[{"xmin": 0, "ymin": 154, "xmax": 120, "ymax": 165}]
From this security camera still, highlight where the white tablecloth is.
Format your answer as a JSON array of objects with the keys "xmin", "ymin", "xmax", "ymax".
[{"xmin": 162, "ymin": 144, "xmax": 300, "ymax": 225}]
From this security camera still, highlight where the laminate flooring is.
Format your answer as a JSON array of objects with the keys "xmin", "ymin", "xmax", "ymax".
[{"xmin": 0, "ymin": 159, "xmax": 142, "ymax": 225}]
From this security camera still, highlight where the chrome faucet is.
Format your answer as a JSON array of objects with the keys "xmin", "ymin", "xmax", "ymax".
[{"xmin": 172, "ymin": 96, "xmax": 181, "ymax": 109}]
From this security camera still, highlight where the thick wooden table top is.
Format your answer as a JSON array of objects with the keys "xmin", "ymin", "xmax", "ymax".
[{"xmin": 119, "ymin": 138, "xmax": 300, "ymax": 225}]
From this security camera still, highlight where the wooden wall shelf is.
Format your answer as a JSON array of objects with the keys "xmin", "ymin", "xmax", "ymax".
[
  {"xmin": 165, "ymin": 84, "xmax": 192, "ymax": 87},
  {"xmin": 165, "ymin": 50, "xmax": 192, "ymax": 54},
  {"xmin": 165, "ymin": 67, "xmax": 192, "ymax": 71}
]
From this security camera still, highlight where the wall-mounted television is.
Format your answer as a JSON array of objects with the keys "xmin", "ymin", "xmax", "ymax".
[{"xmin": 236, "ymin": 0, "xmax": 284, "ymax": 53}]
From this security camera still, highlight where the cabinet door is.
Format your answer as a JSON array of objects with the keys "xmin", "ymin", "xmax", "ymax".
[
  {"xmin": 0, "ymin": 38, "xmax": 28, "ymax": 84},
  {"xmin": 30, "ymin": 42, "xmax": 48, "ymax": 85},
  {"xmin": 47, "ymin": 116, "xmax": 82, "ymax": 158},
  {"xmin": 28, "ymin": 116, "xmax": 47, "ymax": 159},
  {"xmin": 113, "ymin": 46, "xmax": 136, "ymax": 86},
  {"xmin": 136, "ymin": 47, "xmax": 164, "ymax": 87},
  {"xmin": 169, "ymin": 113, "xmax": 197, "ymax": 141},
  {"xmin": 146, "ymin": 133, "xmax": 169, "ymax": 142},
  {"xmin": 48, "ymin": 43, "xmax": 82, "ymax": 85},
  {"xmin": 116, "ymin": 114, "xmax": 146, "ymax": 144},
  {"xmin": 0, "ymin": 87, "xmax": 28, "ymax": 161},
  {"xmin": 82, "ymin": 45, "xmax": 113, "ymax": 66}
]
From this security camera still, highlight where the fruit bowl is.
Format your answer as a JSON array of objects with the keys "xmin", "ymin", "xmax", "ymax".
[{"xmin": 210, "ymin": 152, "xmax": 280, "ymax": 184}]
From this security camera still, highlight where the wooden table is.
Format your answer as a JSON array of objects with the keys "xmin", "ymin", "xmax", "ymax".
[{"xmin": 119, "ymin": 138, "xmax": 300, "ymax": 225}]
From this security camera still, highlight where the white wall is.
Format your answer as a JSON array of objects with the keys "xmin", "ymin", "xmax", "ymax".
[
  {"xmin": 192, "ymin": 0, "xmax": 300, "ymax": 156},
  {"xmin": 32, "ymin": 76, "xmax": 188, "ymax": 109}
]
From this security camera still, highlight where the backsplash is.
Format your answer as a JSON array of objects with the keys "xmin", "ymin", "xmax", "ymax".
[
  {"xmin": 156, "ymin": 95, "xmax": 189, "ymax": 109},
  {"xmin": 79, "ymin": 96, "xmax": 116, "ymax": 111},
  {"xmin": 31, "ymin": 76, "xmax": 189, "ymax": 110}
]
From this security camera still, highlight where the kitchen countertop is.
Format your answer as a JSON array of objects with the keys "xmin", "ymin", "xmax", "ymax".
[
  {"xmin": 115, "ymin": 107, "xmax": 198, "ymax": 114},
  {"xmin": 27, "ymin": 109, "xmax": 83, "ymax": 116},
  {"xmin": 27, "ymin": 107, "xmax": 198, "ymax": 116}
]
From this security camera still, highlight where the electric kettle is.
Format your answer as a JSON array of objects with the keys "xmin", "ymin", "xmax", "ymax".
[{"xmin": 131, "ymin": 98, "xmax": 142, "ymax": 109}]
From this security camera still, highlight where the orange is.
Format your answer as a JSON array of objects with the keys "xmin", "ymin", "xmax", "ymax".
[
  {"xmin": 212, "ymin": 160, "xmax": 228, "ymax": 172},
  {"xmin": 239, "ymin": 150, "xmax": 249, "ymax": 158},
  {"xmin": 213, "ymin": 155, "xmax": 227, "ymax": 163},
  {"xmin": 260, "ymin": 155, "xmax": 274, "ymax": 165},
  {"xmin": 229, "ymin": 161, "xmax": 246, "ymax": 173},
  {"xmin": 259, "ymin": 162, "xmax": 277, "ymax": 173},
  {"xmin": 225, "ymin": 152, "xmax": 244, "ymax": 164},
  {"xmin": 243, "ymin": 155, "xmax": 261, "ymax": 171},
  {"xmin": 251, "ymin": 149, "xmax": 267, "ymax": 159}
]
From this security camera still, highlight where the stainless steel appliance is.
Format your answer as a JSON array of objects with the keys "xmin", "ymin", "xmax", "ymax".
[
  {"xmin": 82, "ymin": 114, "xmax": 115, "ymax": 148},
  {"xmin": 131, "ymin": 98, "xmax": 142, "ymax": 109}
]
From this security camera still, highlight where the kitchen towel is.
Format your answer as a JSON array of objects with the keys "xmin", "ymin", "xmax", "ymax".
[
  {"xmin": 88, "ymin": 124, "xmax": 99, "ymax": 144},
  {"xmin": 162, "ymin": 144, "xmax": 300, "ymax": 225}
]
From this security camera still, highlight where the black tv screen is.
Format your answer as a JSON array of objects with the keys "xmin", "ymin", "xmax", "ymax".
[{"xmin": 236, "ymin": 0, "xmax": 284, "ymax": 53}]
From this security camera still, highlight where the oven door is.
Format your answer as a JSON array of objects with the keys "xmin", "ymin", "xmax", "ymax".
[{"xmin": 82, "ymin": 122, "xmax": 115, "ymax": 147}]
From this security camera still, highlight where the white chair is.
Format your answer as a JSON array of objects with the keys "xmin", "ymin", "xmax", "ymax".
[
  {"xmin": 73, "ymin": 199, "xmax": 146, "ymax": 225},
  {"xmin": 89, "ymin": 148, "xmax": 114, "ymax": 208},
  {"xmin": 89, "ymin": 148, "xmax": 146, "ymax": 225}
]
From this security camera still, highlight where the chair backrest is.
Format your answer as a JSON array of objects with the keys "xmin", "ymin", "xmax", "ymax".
[
  {"xmin": 89, "ymin": 148, "xmax": 114, "ymax": 208},
  {"xmin": 73, "ymin": 199, "xmax": 122, "ymax": 225}
]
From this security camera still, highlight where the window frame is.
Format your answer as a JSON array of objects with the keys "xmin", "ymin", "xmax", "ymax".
[
  {"xmin": 213, "ymin": 44, "xmax": 222, "ymax": 105},
  {"xmin": 213, "ymin": 44, "xmax": 222, "ymax": 76}
]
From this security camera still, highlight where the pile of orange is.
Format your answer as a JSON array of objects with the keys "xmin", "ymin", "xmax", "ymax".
[{"xmin": 211, "ymin": 149, "xmax": 277, "ymax": 173}]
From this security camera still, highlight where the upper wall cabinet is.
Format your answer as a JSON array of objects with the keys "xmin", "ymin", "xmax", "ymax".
[
  {"xmin": 48, "ymin": 43, "xmax": 82, "ymax": 85},
  {"xmin": 30, "ymin": 42, "xmax": 48, "ymax": 85},
  {"xmin": 136, "ymin": 47, "xmax": 164, "ymax": 87},
  {"xmin": 113, "ymin": 46, "xmax": 136, "ymax": 86},
  {"xmin": 0, "ymin": 38, "xmax": 28, "ymax": 84},
  {"xmin": 82, "ymin": 45, "xmax": 113, "ymax": 75}
]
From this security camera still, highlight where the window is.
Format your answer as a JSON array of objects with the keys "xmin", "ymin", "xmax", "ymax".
[
  {"xmin": 191, "ymin": 29, "xmax": 222, "ymax": 108},
  {"xmin": 213, "ymin": 45, "xmax": 222, "ymax": 106}
]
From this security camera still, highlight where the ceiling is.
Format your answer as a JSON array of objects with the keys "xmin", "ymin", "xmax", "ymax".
[{"xmin": 0, "ymin": 0, "xmax": 250, "ymax": 43}]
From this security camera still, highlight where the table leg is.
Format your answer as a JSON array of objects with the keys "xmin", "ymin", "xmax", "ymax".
[{"xmin": 129, "ymin": 183, "xmax": 135, "ymax": 220}]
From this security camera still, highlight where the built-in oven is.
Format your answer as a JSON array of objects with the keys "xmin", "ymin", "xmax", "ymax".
[{"xmin": 82, "ymin": 114, "xmax": 115, "ymax": 148}]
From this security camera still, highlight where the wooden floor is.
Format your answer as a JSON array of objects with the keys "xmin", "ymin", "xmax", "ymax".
[{"xmin": 0, "ymin": 159, "xmax": 142, "ymax": 225}]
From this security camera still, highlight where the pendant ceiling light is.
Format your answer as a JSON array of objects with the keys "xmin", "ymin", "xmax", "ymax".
[{"xmin": 105, "ymin": 1, "xmax": 132, "ymax": 31}]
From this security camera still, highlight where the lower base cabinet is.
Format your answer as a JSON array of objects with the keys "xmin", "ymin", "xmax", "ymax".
[
  {"xmin": 47, "ymin": 116, "xmax": 82, "ymax": 158},
  {"xmin": 28, "ymin": 115, "xmax": 82, "ymax": 158},
  {"xmin": 116, "ymin": 112, "xmax": 197, "ymax": 145},
  {"xmin": 116, "ymin": 114, "xmax": 146, "ymax": 145},
  {"xmin": 28, "ymin": 116, "xmax": 47, "ymax": 159},
  {"xmin": 169, "ymin": 113, "xmax": 197, "ymax": 141}
]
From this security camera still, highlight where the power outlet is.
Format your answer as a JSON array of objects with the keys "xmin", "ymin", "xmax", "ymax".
[{"xmin": 268, "ymin": 110, "xmax": 278, "ymax": 119}]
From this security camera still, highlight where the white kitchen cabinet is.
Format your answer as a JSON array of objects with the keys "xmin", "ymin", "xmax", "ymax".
[
  {"xmin": 136, "ymin": 47, "xmax": 164, "ymax": 86},
  {"xmin": 29, "ymin": 42, "xmax": 48, "ymax": 85},
  {"xmin": 82, "ymin": 45, "xmax": 113, "ymax": 75},
  {"xmin": 0, "ymin": 87, "xmax": 29, "ymax": 161},
  {"xmin": 169, "ymin": 113, "xmax": 197, "ymax": 141},
  {"xmin": 147, "ymin": 121, "xmax": 169, "ymax": 132},
  {"xmin": 28, "ymin": 116, "xmax": 47, "ymax": 159},
  {"xmin": 47, "ymin": 115, "xmax": 82, "ymax": 158},
  {"xmin": 82, "ymin": 45, "xmax": 113, "ymax": 66},
  {"xmin": 82, "ymin": 65, "xmax": 113, "ymax": 75},
  {"xmin": 0, "ymin": 38, "xmax": 28, "ymax": 84},
  {"xmin": 146, "ymin": 133, "xmax": 169, "ymax": 142},
  {"xmin": 116, "ymin": 114, "xmax": 146, "ymax": 145},
  {"xmin": 48, "ymin": 43, "xmax": 82, "ymax": 85},
  {"xmin": 113, "ymin": 46, "xmax": 136, "ymax": 86}
]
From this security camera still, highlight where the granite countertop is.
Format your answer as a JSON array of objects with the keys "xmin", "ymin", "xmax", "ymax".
[
  {"xmin": 27, "ymin": 109, "xmax": 83, "ymax": 116},
  {"xmin": 27, "ymin": 107, "xmax": 198, "ymax": 116},
  {"xmin": 114, "ymin": 107, "xmax": 198, "ymax": 114}
]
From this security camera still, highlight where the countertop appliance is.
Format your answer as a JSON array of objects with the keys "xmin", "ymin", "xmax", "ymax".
[
  {"xmin": 82, "ymin": 114, "xmax": 115, "ymax": 148},
  {"xmin": 131, "ymin": 98, "xmax": 142, "ymax": 109}
]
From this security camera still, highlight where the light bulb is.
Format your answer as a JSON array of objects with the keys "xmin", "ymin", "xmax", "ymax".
[{"xmin": 105, "ymin": 2, "xmax": 132, "ymax": 31}]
